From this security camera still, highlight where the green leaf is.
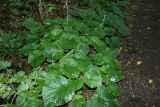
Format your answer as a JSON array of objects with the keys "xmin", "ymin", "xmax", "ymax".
[
  {"xmin": 100, "ymin": 48, "xmax": 120, "ymax": 59},
  {"xmin": 43, "ymin": 43, "xmax": 64, "ymax": 62},
  {"xmin": 18, "ymin": 79, "xmax": 36, "ymax": 92},
  {"xmin": 105, "ymin": 37, "xmax": 120, "ymax": 48},
  {"xmin": 10, "ymin": 71, "xmax": 26, "ymax": 83},
  {"xmin": 88, "ymin": 36, "xmax": 106, "ymax": 52},
  {"xmin": 74, "ymin": 55, "xmax": 92, "ymax": 72},
  {"xmin": 58, "ymin": 33, "xmax": 79, "ymax": 49},
  {"xmin": 52, "ymin": 17, "xmax": 64, "ymax": 26},
  {"xmin": 42, "ymin": 74, "xmax": 73, "ymax": 106},
  {"xmin": 0, "ymin": 74, "xmax": 5, "ymax": 83},
  {"xmin": 28, "ymin": 50, "xmax": 45, "ymax": 67},
  {"xmin": 74, "ymin": 42, "xmax": 90, "ymax": 56},
  {"xmin": 44, "ymin": 17, "xmax": 64, "ymax": 27},
  {"xmin": 22, "ymin": 18, "xmax": 43, "ymax": 34},
  {"xmin": 43, "ymin": 28, "xmax": 63, "ymax": 41},
  {"xmin": 60, "ymin": 58, "xmax": 80, "ymax": 78},
  {"xmin": 86, "ymin": 95, "xmax": 121, "ymax": 107},
  {"xmin": 19, "ymin": 43, "xmax": 38, "ymax": 56},
  {"xmin": 79, "ymin": 9, "xmax": 97, "ymax": 20},
  {"xmin": 25, "ymin": 33, "xmax": 39, "ymax": 43},
  {"xmin": 68, "ymin": 95, "xmax": 86, "ymax": 107},
  {"xmin": 24, "ymin": 98, "xmax": 42, "ymax": 107},
  {"xmin": 68, "ymin": 79, "xmax": 83, "ymax": 91},
  {"xmin": 74, "ymin": 22, "xmax": 88, "ymax": 33},
  {"xmin": 0, "ymin": 83, "xmax": 14, "ymax": 99},
  {"xmin": 16, "ymin": 93, "xmax": 27, "ymax": 106},
  {"xmin": 105, "ymin": 13, "xmax": 131, "ymax": 36},
  {"xmin": 16, "ymin": 93, "xmax": 42, "ymax": 107},
  {"xmin": 93, "ymin": 27, "xmax": 106, "ymax": 38},
  {"xmin": 46, "ymin": 64, "xmax": 62, "ymax": 75},
  {"xmin": 108, "ymin": 82, "xmax": 121, "ymax": 97},
  {"xmin": 92, "ymin": 53, "xmax": 105, "ymax": 66},
  {"xmin": 104, "ymin": 27, "xmax": 116, "ymax": 36},
  {"xmin": 96, "ymin": 86, "xmax": 113, "ymax": 100},
  {"xmin": 42, "ymin": 74, "xmax": 83, "ymax": 106},
  {"xmin": 83, "ymin": 65, "xmax": 102, "ymax": 88},
  {"xmin": 104, "ymin": 68, "xmax": 123, "ymax": 84},
  {"xmin": 74, "ymin": 42, "xmax": 91, "ymax": 72},
  {"xmin": 0, "ymin": 60, "xmax": 12, "ymax": 70}
]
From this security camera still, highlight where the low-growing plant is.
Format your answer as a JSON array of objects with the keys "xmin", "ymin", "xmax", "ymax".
[
  {"xmin": 0, "ymin": 29, "xmax": 24, "ymax": 58},
  {"xmin": 0, "ymin": 0, "xmax": 131, "ymax": 106}
]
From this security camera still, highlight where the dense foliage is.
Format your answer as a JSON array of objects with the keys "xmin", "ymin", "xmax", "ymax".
[{"xmin": 0, "ymin": 0, "xmax": 131, "ymax": 106}]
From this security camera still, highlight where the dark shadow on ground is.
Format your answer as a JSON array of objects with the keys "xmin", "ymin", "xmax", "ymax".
[{"xmin": 119, "ymin": 0, "xmax": 160, "ymax": 107}]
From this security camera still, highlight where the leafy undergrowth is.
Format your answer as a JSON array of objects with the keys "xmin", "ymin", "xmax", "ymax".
[{"xmin": 0, "ymin": 0, "xmax": 131, "ymax": 107}]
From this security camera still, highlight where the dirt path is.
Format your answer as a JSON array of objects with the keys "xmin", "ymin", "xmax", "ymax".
[{"xmin": 119, "ymin": 0, "xmax": 160, "ymax": 107}]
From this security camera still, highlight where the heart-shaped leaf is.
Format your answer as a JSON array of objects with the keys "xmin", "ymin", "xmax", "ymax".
[
  {"xmin": 69, "ymin": 95, "xmax": 86, "ymax": 107},
  {"xmin": 43, "ymin": 42, "xmax": 64, "ymax": 62},
  {"xmin": 86, "ymin": 95, "xmax": 121, "ymax": 107},
  {"xmin": 108, "ymin": 82, "xmax": 121, "ymax": 97},
  {"xmin": 43, "ymin": 28, "xmax": 63, "ymax": 41},
  {"xmin": 60, "ymin": 58, "xmax": 80, "ymax": 78},
  {"xmin": 28, "ymin": 50, "xmax": 45, "ymax": 67},
  {"xmin": 22, "ymin": 18, "xmax": 44, "ymax": 34},
  {"xmin": 92, "ymin": 53, "xmax": 105, "ymax": 66},
  {"xmin": 83, "ymin": 65, "xmax": 102, "ymax": 88},
  {"xmin": 58, "ymin": 33, "xmax": 78, "ymax": 49},
  {"xmin": 42, "ymin": 74, "xmax": 83, "ymax": 106},
  {"xmin": 19, "ymin": 43, "xmax": 39, "ymax": 56}
]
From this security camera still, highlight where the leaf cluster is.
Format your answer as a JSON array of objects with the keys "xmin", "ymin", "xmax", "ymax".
[{"xmin": 0, "ymin": 0, "xmax": 131, "ymax": 106}]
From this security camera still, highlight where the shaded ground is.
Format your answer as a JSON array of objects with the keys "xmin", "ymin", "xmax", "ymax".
[{"xmin": 119, "ymin": 0, "xmax": 160, "ymax": 106}]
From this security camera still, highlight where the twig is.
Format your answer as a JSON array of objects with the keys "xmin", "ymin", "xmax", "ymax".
[
  {"xmin": 39, "ymin": 0, "xmax": 43, "ymax": 20},
  {"xmin": 65, "ymin": 0, "xmax": 69, "ymax": 27},
  {"xmin": 39, "ymin": 0, "xmax": 48, "ymax": 20},
  {"xmin": 44, "ymin": 0, "xmax": 48, "ymax": 18}
]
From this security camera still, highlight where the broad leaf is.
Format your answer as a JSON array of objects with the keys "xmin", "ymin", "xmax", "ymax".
[
  {"xmin": 60, "ymin": 58, "xmax": 80, "ymax": 78},
  {"xmin": 92, "ymin": 53, "xmax": 105, "ymax": 66},
  {"xmin": 96, "ymin": 86, "xmax": 113, "ymax": 100},
  {"xmin": 46, "ymin": 64, "xmax": 62, "ymax": 75},
  {"xmin": 69, "ymin": 95, "xmax": 86, "ymax": 107},
  {"xmin": 108, "ymin": 82, "xmax": 121, "ymax": 97},
  {"xmin": 42, "ymin": 74, "xmax": 73, "ymax": 106},
  {"xmin": 42, "ymin": 74, "xmax": 83, "ymax": 106},
  {"xmin": 74, "ymin": 42, "xmax": 90, "ymax": 56},
  {"xmin": 74, "ymin": 55, "xmax": 92, "ymax": 72},
  {"xmin": 74, "ymin": 22, "xmax": 88, "ymax": 33},
  {"xmin": 43, "ymin": 28, "xmax": 63, "ymax": 41},
  {"xmin": 43, "ymin": 42, "xmax": 64, "ymax": 62},
  {"xmin": 16, "ymin": 93, "xmax": 42, "ymax": 107},
  {"xmin": 104, "ymin": 27, "xmax": 116, "ymax": 36},
  {"xmin": 22, "ymin": 18, "xmax": 43, "ymax": 34},
  {"xmin": 28, "ymin": 50, "xmax": 45, "ymax": 67},
  {"xmin": 0, "ymin": 60, "xmax": 11, "ymax": 70},
  {"xmin": 58, "ymin": 33, "xmax": 79, "ymax": 49},
  {"xmin": 88, "ymin": 36, "xmax": 106, "ymax": 52},
  {"xmin": 19, "ymin": 43, "xmax": 38, "ymax": 56},
  {"xmin": 83, "ymin": 65, "xmax": 102, "ymax": 88},
  {"xmin": 105, "ymin": 13, "xmax": 131, "ymax": 36},
  {"xmin": 104, "ymin": 68, "xmax": 123, "ymax": 84},
  {"xmin": 86, "ymin": 95, "xmax": 121, "ymax": 107}
]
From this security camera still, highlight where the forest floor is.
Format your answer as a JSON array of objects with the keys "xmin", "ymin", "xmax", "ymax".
[{"xmin": 119, "ymin": 0, "xmax": 160, "ymax": 107}]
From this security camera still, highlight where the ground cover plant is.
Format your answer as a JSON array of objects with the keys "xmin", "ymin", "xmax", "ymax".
[{"xmin": 0, "ymin": 0, "xmax": 131, "ymax": 106}]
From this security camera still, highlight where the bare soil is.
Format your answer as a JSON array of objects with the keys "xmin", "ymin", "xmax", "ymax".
[{"xmin": 119, "ymin": 0, "xmax": 160, "ymax": 107}]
